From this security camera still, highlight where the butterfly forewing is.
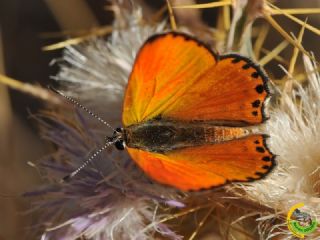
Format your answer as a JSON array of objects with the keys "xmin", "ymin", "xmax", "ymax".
[{"xmin": 122, "ymin": 32, "xmax": 217, "ymax": 126}]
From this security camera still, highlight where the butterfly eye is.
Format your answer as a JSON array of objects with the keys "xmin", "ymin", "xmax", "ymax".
[
  {"xmin": 115, "ymin": 140, "xmax": 125, "ymax": 151},
  {"xmin": 115, "ymin": 127, "xmax": 123, "ymax": 133}
]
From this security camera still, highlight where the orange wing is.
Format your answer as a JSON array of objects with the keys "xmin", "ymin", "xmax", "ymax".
[
  {"xmin": 127, "ymin": 135, "xmax": 275, "ymax": 191},
  {"xmin": 123, "ymin": 32, "xmax": 270, "ymax": 127},
  {"xmin": 122, "ymin": 32, "xmax": 217, "ymax": 126},
  {"xmin": 163, "ymin": 54, "xmax": 270, "ymax": 125}
]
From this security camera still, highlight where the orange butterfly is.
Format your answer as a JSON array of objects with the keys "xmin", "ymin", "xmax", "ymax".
[
  {"xmin": 109, "ymin": 32, "xmax": 276, "ymax": 191},
  {"xmin": 63, "ymin": 32, "xmax": 276, "ymax": 191}
]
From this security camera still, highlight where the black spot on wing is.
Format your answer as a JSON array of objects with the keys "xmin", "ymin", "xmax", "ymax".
[
  {"xmin": 255, "ymin": 84, "xmax": 264, "ymax": 94},
  {"xmin": 242, "ymin": 63, "xmax": 251, "ymax": 69},
  {"xmin": 251, "ymin": 72, "xmax": 260, "ymax": 78},
  {"xmin": 246, "ymin": 177, "xmax": 256, "ymax": 182},
  {"xmin": 255, "ymin": 172, "xmax": 265, "ymax": 177},
  {"xmin": 252, "ymin": 100, "xmax": 261, "ymax": 108},
  {"xmin": 262, "ymin": 156, "xmax": 271, "ymax": 162},
  {"xmin": 256, "ymin": 146, "xmax": 265, "ymax": 153},
  {"xmin": 231, "ymin": 57, "xmax": 241, "ymax": 63}
]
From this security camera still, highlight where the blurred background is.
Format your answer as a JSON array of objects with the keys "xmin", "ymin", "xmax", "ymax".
[{"xmin": 0, "ymin": 0, "xmax": 320, "ymax": 239}]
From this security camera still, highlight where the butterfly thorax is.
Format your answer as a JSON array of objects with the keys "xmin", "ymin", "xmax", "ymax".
[{"xmin": 124, "ymin": 119, "xmax": 249, "ymax": 153}]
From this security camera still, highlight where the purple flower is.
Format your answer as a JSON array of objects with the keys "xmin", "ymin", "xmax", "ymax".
[{"xmin": 26, "ymin": 8, "xmax": 184, "ymax": 239}]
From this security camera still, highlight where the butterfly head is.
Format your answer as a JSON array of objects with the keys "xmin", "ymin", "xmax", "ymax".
[{"xmin": 107, "ymin": 127, "xmax": 126, "ymax": 151}]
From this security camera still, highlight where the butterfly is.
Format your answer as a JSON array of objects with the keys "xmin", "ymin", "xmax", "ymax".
[
  {"xmin": 62, "ymin": 31, "xmax": 276, "ymax": 191},
  {"xmin": 108, "ymin": 31, "xmax": 276, "ymax": 191}
]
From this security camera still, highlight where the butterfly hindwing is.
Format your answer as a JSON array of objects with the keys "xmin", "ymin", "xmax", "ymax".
[{"xmin": 127, "ymin": 135, "xmax": 275, "ymax": 191}]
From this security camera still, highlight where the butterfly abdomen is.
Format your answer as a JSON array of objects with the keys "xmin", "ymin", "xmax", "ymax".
[
  {"xmin": 206, "ymin": 127, "xmax": 248, "ymax": 143},
  {"xmin": 124, "ymin": 120, "xmax": 248, "ymax": 153}
]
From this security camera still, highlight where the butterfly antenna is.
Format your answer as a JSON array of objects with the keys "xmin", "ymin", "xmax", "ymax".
[
  {"xmin": 50, "ymin": 87, "xmax": 115, "ymax": 131},
  {"xmin": 62, "ymin": 139, "xmax": 116, "ymax": 182}
]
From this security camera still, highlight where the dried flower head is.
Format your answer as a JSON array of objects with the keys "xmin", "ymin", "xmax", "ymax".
[
  {"xmin": 26, "ymin": 8, "xmax": 185, "ymax": 240},
  {"xmin": 237, "ymin": 55, "xmax": 320, "ymax": 239}
]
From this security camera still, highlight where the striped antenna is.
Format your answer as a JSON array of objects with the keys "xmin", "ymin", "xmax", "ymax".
[
  {"xmin": 50, "ymin": 87, "xmax": 115, "ymax": 131},
  {"xmin": 49, "ymin": 87, "xmax": 120, "ymax": 181},
  {"xmin": 62, "ymin": 138, "xmax": 116, "ymax": 182}
]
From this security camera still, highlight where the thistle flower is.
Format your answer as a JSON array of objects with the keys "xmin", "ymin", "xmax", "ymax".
[
  {"xmin": 27, "ymin": 109, "xmax": 184, "ymax": 239},
  {"xmin": 26, "ymin": 8, "xmax": 184, "ymax": 240}
]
